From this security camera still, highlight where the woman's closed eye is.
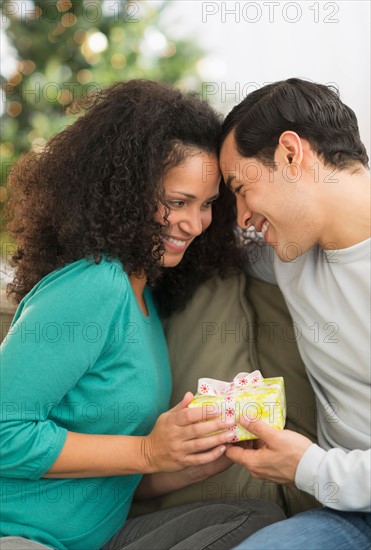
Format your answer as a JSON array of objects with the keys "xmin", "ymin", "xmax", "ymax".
[
  {"xmin": 168, "ymin": 200, "xmax": 187, "ymax": 209},
  {"xmin": 167, "ymin": 198, "xmax": 217, "ymax": 210},
  {"xmin": 202, "ymin": 199, "xmax": 217, "ymax": 209}
]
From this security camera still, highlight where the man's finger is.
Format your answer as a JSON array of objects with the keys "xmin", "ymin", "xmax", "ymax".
[
  {"xmin": 225, "ymin": 443, "xmax": 255, "ymax": 466},
  {"xmin": 235, "ymin": 440, "xmax": 254, "ymax": 450},
  {"xmin": 238, "ymin": 415, "xmax": 278, "ymax": 441}
]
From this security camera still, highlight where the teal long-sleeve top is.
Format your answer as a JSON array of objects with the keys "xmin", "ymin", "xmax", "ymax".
[{"xmin": 0, "ymin": 258, "xmax": 172, "ymax": 550}]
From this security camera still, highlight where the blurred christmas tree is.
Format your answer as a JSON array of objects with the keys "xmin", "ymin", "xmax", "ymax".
[{"xmin": 0, "ymin": 0, "xmax": 204, "ymax": 239}]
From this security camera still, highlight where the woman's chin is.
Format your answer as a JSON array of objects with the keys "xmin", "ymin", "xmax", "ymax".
[{"xmin": 162, "ymin": 253, "xmax": 185, "ymax": 268}]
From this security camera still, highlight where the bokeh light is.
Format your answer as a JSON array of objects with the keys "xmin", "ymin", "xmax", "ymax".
[{"xmin": 87, "ymin": 32, "xmax": 108, "ymax": 54}]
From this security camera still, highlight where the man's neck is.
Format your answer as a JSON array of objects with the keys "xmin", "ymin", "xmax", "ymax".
[{"xmin": 319, "ymin": 166, "xmax": 370, "ymax": 250}]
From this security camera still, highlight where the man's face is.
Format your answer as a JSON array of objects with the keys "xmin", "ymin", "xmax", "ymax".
[{"xmin": 219, "ymin": 131, "xmax": 318, "ymax": 261}]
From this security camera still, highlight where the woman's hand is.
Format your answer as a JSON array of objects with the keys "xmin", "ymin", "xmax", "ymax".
[
  {"xmin": 45, "ymin": 393, "xmax": 236, "ymax": 479},
  {"xmin": 135, "ymin": 444, "xmax": 233, "ymax": 500},
  {"xmin": 182, "ymin": 445, "xmax": 233, "ymax": 482},
  {"xmin": 141, "ymin": 392, "xmax": 236, "ymax": 473}
]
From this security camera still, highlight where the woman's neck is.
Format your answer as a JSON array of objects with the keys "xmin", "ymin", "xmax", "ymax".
[{"xmin": 129, "ymin": 273, "xmax": 148, "ymax": 316}]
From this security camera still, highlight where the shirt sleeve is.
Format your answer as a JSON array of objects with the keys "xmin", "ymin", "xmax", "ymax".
[
  {"xmin": 0, "ymin": 260, "xmax": 128, "ymax": 480},
  {"xmin": 295, "ymin": 443, "xmax": 371, "ymax": 511}
]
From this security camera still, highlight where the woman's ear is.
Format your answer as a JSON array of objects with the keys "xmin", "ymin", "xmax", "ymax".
[{"xmin": 277, "ymin": 131, "xmax": 303, "ymax": 166}]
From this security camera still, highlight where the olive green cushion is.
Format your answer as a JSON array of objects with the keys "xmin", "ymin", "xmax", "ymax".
[{"xmin": 130, "ymin": 273, "xmax": 320, "ymax": 518}]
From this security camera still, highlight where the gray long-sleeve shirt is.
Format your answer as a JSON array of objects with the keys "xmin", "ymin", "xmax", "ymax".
[{"xmin": 246, "ymin": 236, "xmax": 371, "ymax": 511}]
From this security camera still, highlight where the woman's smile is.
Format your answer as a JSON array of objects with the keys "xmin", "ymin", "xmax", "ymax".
[{"xmin": 161, "ymin": 234, "xmax": 190, "ymax": 252}]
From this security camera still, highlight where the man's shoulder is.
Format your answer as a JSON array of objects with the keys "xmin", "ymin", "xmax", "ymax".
[{"xmin": 243, "ymin": 232, "xmax": 277, "ymax": 285}]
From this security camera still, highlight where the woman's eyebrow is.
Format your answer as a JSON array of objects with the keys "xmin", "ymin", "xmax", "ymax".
[
  {"xmin": 168, "ymin": 192, "xmax": 219, "ymax": 200},
  {"xmin": 169, "ymin": 192, "xmax": 197, "ymax": 199}
]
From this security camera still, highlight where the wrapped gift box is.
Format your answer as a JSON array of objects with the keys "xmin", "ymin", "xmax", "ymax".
[{"xmin": 188, "ymin": 371, "xmax": 286, "ymax": 441}]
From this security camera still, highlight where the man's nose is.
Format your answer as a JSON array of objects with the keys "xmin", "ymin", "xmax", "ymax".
[{"xmin": 237, "ymin": 201, "xmax": 253, "ymax": 229}]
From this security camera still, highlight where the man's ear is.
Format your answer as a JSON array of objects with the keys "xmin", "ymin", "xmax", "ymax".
[{"xmin": 277, "ymin": 131, "xmax": 303, "ymax": 166}]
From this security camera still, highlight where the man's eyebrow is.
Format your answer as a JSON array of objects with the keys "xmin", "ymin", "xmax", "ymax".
[{"xmin": 225, "ymin": 175, "xmax": 236, "ymax": 189}]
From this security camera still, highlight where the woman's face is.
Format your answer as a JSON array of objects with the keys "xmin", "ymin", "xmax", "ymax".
[{"xmin": 156, "ymin": 151, "xmax": 221, "ymax": 268}]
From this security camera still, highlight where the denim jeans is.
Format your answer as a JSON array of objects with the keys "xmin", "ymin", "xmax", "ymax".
[{"xmin": 233, "ymin": 507, "xmax": 371, "ymax": 550}]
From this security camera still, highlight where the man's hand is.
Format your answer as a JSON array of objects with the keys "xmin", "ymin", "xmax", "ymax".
[{"xmin": 225, "ymin": 415, "xmax": 313, "ymax": 484}]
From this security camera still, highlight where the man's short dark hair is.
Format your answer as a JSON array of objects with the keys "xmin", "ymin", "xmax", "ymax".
[{"xmin": 221, "ymin": 78, "xmax": 369, "ymax": 170}]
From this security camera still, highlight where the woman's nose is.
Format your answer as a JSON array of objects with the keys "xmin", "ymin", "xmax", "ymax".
[{"xmin": 179, "ymin": 210, "xmax": 203, "ymax": 236}]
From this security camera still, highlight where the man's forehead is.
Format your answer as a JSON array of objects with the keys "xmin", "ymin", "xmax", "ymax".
[
  {"xmin": 220, "ymin": 133, "xmax": 244, "ymax": 181},
  {"xmin": 220, "ymin": 131, "xmax": 241, "ymax": 171},
  {"xmin": 220, "ymin": 131, "xmax": 238, "ymax": 157}
]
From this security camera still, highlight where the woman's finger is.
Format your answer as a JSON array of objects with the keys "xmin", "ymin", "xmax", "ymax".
[
  {"xmin": 174, "ymin": 405, "xmax": 226, "ymax": 427},
  {"xmin": 170, "ymin": 392, "xmax": 195, "ymax": 412},
  {"xmin": 181, "ymin": 428, "xmax": 236, "ymax": 454},
  {"xmin": 175, "ymin": 415, "xmax": 235, "ymax": 441},
  {"xmin": 183, "ymin": 445, "xmax": 229, "ymax": 466}
]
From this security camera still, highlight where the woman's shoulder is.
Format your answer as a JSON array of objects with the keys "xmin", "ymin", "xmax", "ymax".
[
  {"xmin": 7, "ymin": 258, "xmax": 135, "ymax": 343},
  {"xmin": 24, "ymin": 257, "xmax": 130, "ymax": 309}
]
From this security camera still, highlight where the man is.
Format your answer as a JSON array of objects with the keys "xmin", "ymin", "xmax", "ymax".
[{"xmin": 219, "ymin": 78, "xmax": 370, "ymax": 549}]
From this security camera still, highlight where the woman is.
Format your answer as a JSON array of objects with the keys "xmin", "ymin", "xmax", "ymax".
[{"xmin": 0, "ymin": 80, "xmax": 284, "ymax": 550}]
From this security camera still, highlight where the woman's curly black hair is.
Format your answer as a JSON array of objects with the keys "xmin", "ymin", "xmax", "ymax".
[{"xmin": 5, "ymin": 79, "xmax": 242, "ymax": 316}]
